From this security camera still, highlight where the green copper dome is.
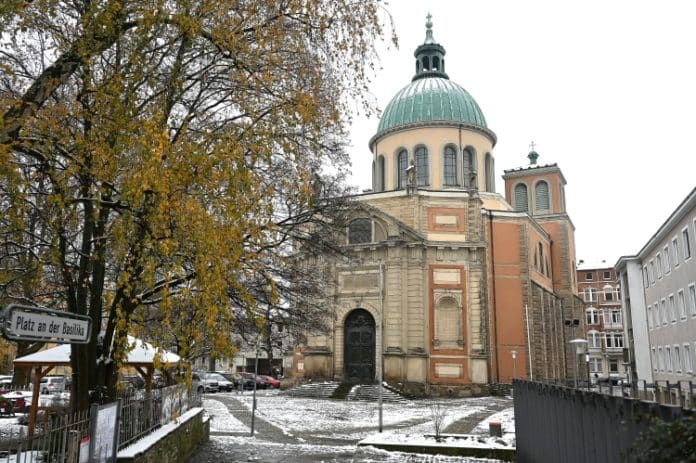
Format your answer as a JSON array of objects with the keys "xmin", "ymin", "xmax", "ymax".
[
  {"xmin": 376, "ymin": 77, "xmax": 488, "ymax": 134},
  {"xmin": 371, "ymin": 14, "xmax": 494, "ymax": 146}
]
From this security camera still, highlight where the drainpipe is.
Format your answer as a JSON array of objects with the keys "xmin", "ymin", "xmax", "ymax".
[{"xmin": 488, "ymin": 211, "xmax": 499, "ymax": 382}]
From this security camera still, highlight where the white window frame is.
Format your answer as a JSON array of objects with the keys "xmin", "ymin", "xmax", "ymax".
[
  {"xmin": 587, "ymin": 330, "xmax": 601, "ymax": 349},
  {"xmin": 689, "ymin": 283, "xmax": 696, "ymax": 318},
  {"xmin": 651, "ymin": 348, "xmax": 658, "ymax": 372},
  {"xmin": 649, "ymin": 260, "xmax": 656, "ymax": 284},
  {"xmin": 589, "ymin": 357, "xmax": 603, "ymax": 374},
  {"xmin": 653, "ymin": 302, "xmax": 660, "ymax": 328},
  {"xmin": 583, "ymin": 287, "xmax": 598, "ymax": 303},
  {"xmin": 669, "ymin": 294, "xmax": 676, "ymax": 323},
  {"xmin": 643, "ymin": 265, "xmax": 649, "ymax": 288},
  {"xmin": 605, "ymin": 332, "xmax": 624, "ymax": 349},
  {"xmin": 586, "ymin": 307, "xmax": 599, "ymax": 325},
  {"xmin": 672, "ymin": 237, "xmax": 680, "ymax": 267},
  {"xmin": 684, "ymin": 344, "xmax": 693, "ymax": 373},
  {"xmin": 658, "ymin": 347, "xmax": 664, "ymax": 371},
  {"xmin": 674, "ymin": 345, "xmax": 682, "ymax": 374},
  {"xmin": 656, "ymin": 253, "xmax": 663, "ymax": 279},
  {"xmin": 663, "ymin": 245, "xmax": 671, "ymax": 274},
  {"xmin": 647, "ymin": 306, "xmax": 653, "ymax": 329},
  {"xmin": 684, "ymin": 225, "xmax": 692, "ymax": 260},
  {"xmin": 678, "ymin": 289, "xmax": 686, "ymax": 320},
  {"xmin": 660, "ymin": 298, "xmax": 667, "ymax": 325},
  {"xmin": 666, "ymin": 346, "xmax": 672, "ymax": 372}
]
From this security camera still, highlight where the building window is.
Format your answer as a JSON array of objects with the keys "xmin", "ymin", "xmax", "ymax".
[
  {"xmin": 397, "ymin": 149, "xmax": 408, "ymax": 189},
  {"xmin": 683, "ymin": 227, "xmax": 692, "ymax": 259},
  {"xmin": 678, "ymin": 289, "xmax": 686, "ymax": 319},
  {"xmin": 647, "ymin": 306, "xmax": 653, "ymax": 329},
  {"xmin": 669, "ymin": 294, "xmax": 676, "ymax": 322},
  {"xmin": 603, "ymin": 271, "xmax": 611, "ymax": 280},
  {"xmin": 608, "ymin": 310, "xmax": 621, "ymax": 325},
  {"xmin": 658, "ymin": 347, "xmax": 664, "ymax": 371},
  {"xmin": 643, "ymin": 266, "xmax": 649, "ymax": 288},
  {"xmin": 514, "ymin": 183, "xmax": 528, "ymax": 212},
  {"xmin": 674, "ymin": 345, "xmax": 682, "ymax": 373},
  {"xmin": 666, "ymin": 346, "xmax": 672, "ymax": 371},
  {"xmin": 656, "ymin": 253, "xmax": 662, "ymax": 278},
  {"xmin": 651, "ymin": 348, "xmax": 657, "ymax": 371},
  {"xmin": 377, "ymin": 155, "xmax": 385, "ymax": 191},
  {"xmin": 649, "ymin": 261, "xmax": 656, "ymax": 284},
  {"xmin": 415, "ymin": 146, "xmax": 428, "ymax": 186},
  {"xmin": 585, "ymin": 272, "xmax": 593, "ymax": 281},
  {"xmin": 589, "ymin": 357, "xmax": 603, "ymax": 374},
  {"xmin": 348, "ymin": 219, "xmax": 372, "ymax": 244},
  {"xmin": 652, "ymin": 302, "xmax": 660, "ymax": 328},
  {"xmin": 535, "ymin": 180, "xmax": 550, "ymax": 211},
  {"xmin": 485, "ymin": 153, "xmax": 494, "ymax": 192},
  {"xmin": 684, "ymin": 344, "xmax": 693, "ymax": 373},
  {"xmin": 689, "ymin": 284, "xmax": 696, "ymax": 317},
  {"xmin": 660, "ymin": 299, "xmax": 667, "ymax": 325},
  {"xmin": 605, "ymin": 332, "xmax": 624, "ymax": 349},
  {"xmin": 586, "ymin": 308, "xmax": 599, "ymax": 325},
  {"xmin": 583, "ymin": 288, "xmax": 598, "ymax": 303},
  {"xmin": 588, "ymin": 331, "xmax": 601, "ymax": 349},
  {"xmin": 443, "ymin": 145, "xmax": 458, "ymax": 186},
  {"xmin": 664, "ymin": 246, "xmax": 671, "ymax": 273},
  {"xmin": 609, "ymin": 358, "xmax": 619, "ymax": 373},
  {"xmin": 672, "ymin": 237, "xmax": 680, "ymax": 267},
  {"xmin": 604, "ymin": 285, "xmax": 614, "ymax": 302}
]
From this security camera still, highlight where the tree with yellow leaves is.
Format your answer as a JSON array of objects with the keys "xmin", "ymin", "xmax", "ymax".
[{"xmin": 0, "ymin": 0, "xmax": 393, "ymax": 411}]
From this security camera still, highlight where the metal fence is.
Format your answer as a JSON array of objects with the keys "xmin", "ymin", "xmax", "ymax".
[
  {"xmin": 0, "ymin": 384, "xmax": 201, "ymax": 462},
  {"xmin": 532, "ymin": 378, "xmax": 696, "ymax": 409},
  {"xmin": 0, "ymin": 408, "xmax": 90, "ymax": 463},
  {"xmin": 119, "ymin": 384, "xmax": 201, "ymax": 449},
  {"xmin": 514, "ymin": 380, "xmax": 695, "ymax": 463}
]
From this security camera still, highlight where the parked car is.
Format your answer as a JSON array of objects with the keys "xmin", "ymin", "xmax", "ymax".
[
  {"xmin": 0, "ymin": 392, "xmax": 26, "ymax": 415},
  {"xmin": 231, "ymin": 373, "xmax": 255, "ymax": 390},
  {"xmin": 239, "ymin": 372, "xmax": 267, "ymax": 389},
  {"xmin": 39, "ymin": 376, "xmax": 67, "ymax": 394},
  {"xmin": 205, "ymin": 373, "xmax": 234, "ymax": 392},
  {"xmin": 258, "ymin": 375, "xmax": 280, "ymax": 389},
  {"xmin": 192, "ymin": 372, "xmax": 219, "ymax": 393}
]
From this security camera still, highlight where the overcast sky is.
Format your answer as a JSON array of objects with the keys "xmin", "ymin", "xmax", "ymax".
[{"xmin": 346, "ymin": 0, "xmax": 696, "ymax": 267}]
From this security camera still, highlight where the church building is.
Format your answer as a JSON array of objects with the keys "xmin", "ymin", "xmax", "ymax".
[{"xmin": 301, "ymin": 16, "xmax": 583, "ymax": 395}]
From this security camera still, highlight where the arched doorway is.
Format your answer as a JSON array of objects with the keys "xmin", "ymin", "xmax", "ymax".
[{"xmin": 343, "ymin": 309, "xmax": 376, "ymax": 384}]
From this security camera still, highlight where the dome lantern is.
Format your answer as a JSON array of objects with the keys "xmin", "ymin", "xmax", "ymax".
[{"xmin": 413, "ymin": 13, "xmax": 448, "ymax": 81}]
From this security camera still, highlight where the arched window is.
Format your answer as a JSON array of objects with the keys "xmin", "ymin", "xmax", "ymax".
[
  {"xmin": 415, "ymin": 146, "xmax": 428, "ymax": 186},
  {"xmin": 535, "ymin": 180, "xmax": 550, "ymax": 211},
  {"xmin": 432, "ymin": 56, "xmax": 440, "ymax": 71},
  {"xmin": 464, "ymin": 147, "xmax": 477, "ymax": 187},
  {"xmin": 443, "ymin": 145, "xmax": 458, "ymax": 186},
  {"xmin": 422, "ymin": 56, "xmax": 430, "ymax": 71},
  {"xmin": 485, "ymin": 153, "xmax": 494, "ymax": 192},
  {"xmin": 603, "ymin": 285, "xmax": 614, "ymax": 302},
  {"xmin": 514, "ymin": 183, "xmax": 528, "ymax": 212},
  {"xmin": 377, "ymin": 155, "xmax": 385, "ymax": 192},
  {"xmin": 397, "ymin": 149, "xmax": 408, "ymax": 189},
  {"xmin": 348, "ymin": 219, "xmax": 372, "ymax": 244}
]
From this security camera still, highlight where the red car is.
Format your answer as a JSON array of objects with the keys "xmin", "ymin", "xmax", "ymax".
[
  {"xmin": 258, "ymin": 375, "xmax": 280, "ymax": 389},
  {"xmin": 0, "ymin": 391, "xmax": 27, "ymax": 415}
]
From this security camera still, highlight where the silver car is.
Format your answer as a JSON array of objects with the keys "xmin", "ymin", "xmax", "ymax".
[{"xmin": 192, "ymin": 372, "xmax": 219, "ymax": 393}]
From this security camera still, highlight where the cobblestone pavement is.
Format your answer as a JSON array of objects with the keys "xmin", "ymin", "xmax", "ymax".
[{"xmin": 188, "ymin": 393, "xmax": 512, "ymax": 463}]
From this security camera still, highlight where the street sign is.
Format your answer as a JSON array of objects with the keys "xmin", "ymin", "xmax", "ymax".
[{"xmin": 0, "ymin": 304, "xmax": 91, "ymax": 344}]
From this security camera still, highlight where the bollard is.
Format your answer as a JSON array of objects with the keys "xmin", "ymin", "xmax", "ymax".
[{"xmin": 489, "ymin": 421, "xmax": 502, "ymax": 437}]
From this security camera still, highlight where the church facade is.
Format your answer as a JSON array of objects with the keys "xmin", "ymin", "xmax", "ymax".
[{"xmin": 301, "ymin": 17, "xmax": 583, "ymax": 395}]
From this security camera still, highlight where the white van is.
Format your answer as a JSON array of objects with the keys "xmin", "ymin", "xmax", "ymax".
[{"xmin": 40, "ymin": 376, "xmax": 66, "ymax": 394}]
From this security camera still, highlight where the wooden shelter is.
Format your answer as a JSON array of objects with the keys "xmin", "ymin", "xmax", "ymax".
[{"xmin": 13, "ymin": 337, "xmax": 180, "ymax": 437}]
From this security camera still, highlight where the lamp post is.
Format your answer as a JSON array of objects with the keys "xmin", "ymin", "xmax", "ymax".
[
  {"xmin": 569, "ymin": 338, "xmax": 588, "ymax": 389},
  {"xmin": 511, "ymin": 350, "xmax": 517, "ymax": 382}
]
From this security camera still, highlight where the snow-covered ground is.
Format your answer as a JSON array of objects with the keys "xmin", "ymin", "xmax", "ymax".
[{"xmin": 193, "ymin": 390, "xmax": 514, "ymax": 462}]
